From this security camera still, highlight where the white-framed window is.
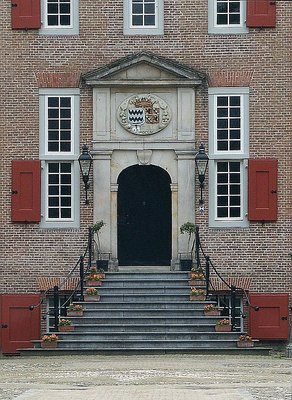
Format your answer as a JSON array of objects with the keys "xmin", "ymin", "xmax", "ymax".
[
  {"xmin": 39, "ymin": 0, "xmax": 79, "ymax": 35},
  {"xmin": 39, "ymin": 88, "xmax": 80, "ymax": 228},
  {"xmin": 208, "ymin": 0, "xmax": 248, "ymax": 34},
  {"xmin": 208, "ymin": 87, "xmax": 249, "ymax": 228},
  {"xmin": 123, "ymin": 0, "xmax": 164, "ymax": 35}
]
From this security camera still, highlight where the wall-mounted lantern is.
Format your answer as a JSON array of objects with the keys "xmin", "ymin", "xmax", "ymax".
[
  {"xmin": 78, "ymin": 145, "xmax": 93, "ymax": 204},
  {"xmin": 195, "ymin": 144, "xmax": 209, "ymax": 212}
]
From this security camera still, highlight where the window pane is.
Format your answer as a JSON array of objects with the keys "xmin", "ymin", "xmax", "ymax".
[
  {"xmin": 48, "ymin": 97, "xmax": 59, "ymax": 107},
  {"xmin": 217, "ymin": 207, "xmax": 228, "ymax": 218},
  {"xmin": 229, "ymin": 14, "xmax": 240, "ymax": 24},
  {"xmin": 217, "ymin": 97, "xmax": 228, "ymax": 106},
  {"xmin": 144, "ymin": 15, "xmax": 155, "ymax": 25},
  {"xmin": 217, "ymin": 162, "xmax": 228, "ymax": 172},
  {"xmin": 132, "ymin": 15, "xmax": 143, "ymax": 25},
  {"xmin": 60, "ymin": 97, "xmax": 71, "ymax": 107},
  {"xmin": 132, "ymin": 4, "xmax": 143, "ymax": 13},
  {"xmin": 217, "ymin": 173, "xmax": 228, "ymax": 183},
  {"xmin": 230, "ymin": 141, "xmax": 241, "ymax": 151},
  {"xmin": 217, "ymin": 141, "xmax": 229, "ymax": 151},
  {"xmin": 230, "ymin": 96, "xmax": 240, "ymax": 106}
]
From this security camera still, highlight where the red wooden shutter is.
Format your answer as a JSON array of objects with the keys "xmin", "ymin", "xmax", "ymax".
[
  {"xmin": 248, "ymin": 159, "xmax": 277, "ymax": 221},
  {"xmin": 249, "ymin": 293, "xmax": 289, "ymax": 340},
  {"xmin": 11, "ymin": 0, "xmax": 41, "ymax": 29},
  {"xmin": 1, "ymin": 294, "xmax": 41, "ymax": 354},
  {"xmin": 11, "ymin": 160, "xmax": 41, "ymax": 223},
  {"xmin": 246, "ymin": 0, "xmax": 276, "ymax": 28}
]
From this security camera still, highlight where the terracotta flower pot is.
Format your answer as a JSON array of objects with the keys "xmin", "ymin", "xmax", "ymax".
[
  {"xmin": 86, "ymin": 280, "xmax": 102, "ymax": 287},
  {"xmin": 58, "ymin": 325, "xmax": 74, "ymax": 332},
  {"xmin": 204, "ymin": 310, "xmax": 220, "ymax": 316},
  {"xmin": 41, "ymin": 341, "xmax": 58, "ymax": 349},
  {"xmin": 237, "ymin": 341, "xmax": 254, "ymax": 348},
  {"xmin": 84, "ymin": 295, "xmax": 100, "ymax": 302},
  {"xmin": 188, "ymin": 280, "xmax": 205, "ymax": 286},
  {"xmin": 67, "ymin": 310, "xmax": 83, "ymax": 317},
  {"xmin": 190, "ymin": 295, "xmax": 205, "ymax": 301},
  {"xmin": 215, "ymin": 325, "xmax": 232, "ymax": 332}
]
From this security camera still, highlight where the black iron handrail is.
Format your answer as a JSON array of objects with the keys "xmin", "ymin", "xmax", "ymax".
[
  {"xmin": 29, "ymin": 227, "xmax": 94, "ymax": 330},
  {"xmin": 194, "ymin": 226, "xmax": 254, "ymax": 331}
]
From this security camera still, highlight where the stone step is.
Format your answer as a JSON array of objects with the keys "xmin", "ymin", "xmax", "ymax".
[
  {"xmin": 93, "ymin": 286, "xmax": 193, "ymax": 294},
  {"xmin": 56, "ymin": 332, "xmax": 241, "ymax": 341},
  {"xmin": 69, "ymin": 323, "xmax": 220, "ymax": 333},
  {"xmin": 66, "ymin": 316, "xmax": 223, "ymax": 324},
  {"xmin": 38, "ymin": 339, "xmax": 243, "ymax": 349},
  {"xmin": 104, "ymin": 272, "xmax": 187, "ymax": 279},
  {"xmin": 20, "ymin": 347, "xmax": 272, "ymax": 356},
  {"xmin": 67, "ymin": 301, "xmax": 214, "ymax": 310},
  {"xmin": 67, "ymin": 308, "xmax": 211, "ymax": 318},
  {"xmin": 99, "ymin": 280, "xmax": 199, "ymax": 287},
  {"xmin": 84, "ymin": 294, "xmax": 202, "ymax": 302}
]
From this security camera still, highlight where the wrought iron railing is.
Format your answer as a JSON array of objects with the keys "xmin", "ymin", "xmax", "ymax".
[
  {"xmin": 29, "ymin": 226, "xmax": 94, "ymax": 331},
  {"xmin": 194, "ymin": 225, "xmax": 257, "ymax": 331}
]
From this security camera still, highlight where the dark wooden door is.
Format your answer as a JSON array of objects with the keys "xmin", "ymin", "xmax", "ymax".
[
  {"xmin": 1, "ymin": 294, "xmax": 40, "ymax": 353},
  {"xmin": 118, "ymin": 165, "xmax": 172, "ymax": 266}
]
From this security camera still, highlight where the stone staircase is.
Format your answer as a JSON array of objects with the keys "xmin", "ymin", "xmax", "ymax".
[{"xmin": 20, "ymin": 270, "xmax": 271, "ymax": 355}]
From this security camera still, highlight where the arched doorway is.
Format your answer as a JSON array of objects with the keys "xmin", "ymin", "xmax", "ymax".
[{"xmin": 117, "ymin": 165, "xmax": 172, "ymax": 266}]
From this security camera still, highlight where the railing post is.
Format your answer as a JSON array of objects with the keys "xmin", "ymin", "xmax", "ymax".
[
  {"xmin": 80, "ymin": 255, "xmax": 84, "ymax": 301},
  {"xmin": 231, "ymin": 285, "xmax": 236, "ymax": 331},
  {"xmin": 88, "ymin": 226, "xmax": 93, "ymax": 269},
  {"xmin": 205, "ymin": 256, "xmax": 210, "ymax": 298},
  {"xmin": 195, "ymin": 225, "xmax": 201, "ymax": 269},
  {"xmin": 53, "ymin": 286, "xmax": 59, "ymax": 332}
]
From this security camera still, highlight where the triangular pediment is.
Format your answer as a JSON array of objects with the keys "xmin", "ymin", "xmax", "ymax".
[{"xmin": 83, "ymin": 52, "xmax": 205, "ymax": 87}]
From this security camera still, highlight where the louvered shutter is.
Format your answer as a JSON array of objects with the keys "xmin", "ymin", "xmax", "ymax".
[
  {"xmin": 248, "ymin": 159, "xmax": 278, "ymax": 221},
  {"xmin": 11, "ymin": 160, "xmax": 41, "ymax": 222},
  {"xmin": 11, "ymin": 0, "xmax": 41, "ymax": 29}
]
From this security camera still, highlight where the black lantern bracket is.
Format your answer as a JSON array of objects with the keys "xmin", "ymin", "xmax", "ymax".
[
  {"xmin": 78, "ymin": 145, "xmax": 93, "ymax": 205},
  {"xmin": 195, "ymin": 144, "xmax": 209, "ymax": 213}
]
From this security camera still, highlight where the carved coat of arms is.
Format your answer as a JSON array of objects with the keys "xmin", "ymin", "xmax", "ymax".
[{"xmin": 117, "ymin": 94, "xmax": 171, "ymax": 135}]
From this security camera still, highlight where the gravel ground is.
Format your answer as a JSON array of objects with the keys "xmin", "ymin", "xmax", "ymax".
[{"xmin": 0, "ymin": 353, "xmax": 291, "ymax": 399}]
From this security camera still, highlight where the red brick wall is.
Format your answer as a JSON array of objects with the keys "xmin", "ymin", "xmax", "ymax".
[{"xmin": 1, "ymin": 1, "xmax": 291, "ymax": 299}]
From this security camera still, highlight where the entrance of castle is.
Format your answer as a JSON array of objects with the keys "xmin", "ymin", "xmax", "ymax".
[{"xmin": 117, "ymin": 165, "xmax": 171, "ymax": 266}]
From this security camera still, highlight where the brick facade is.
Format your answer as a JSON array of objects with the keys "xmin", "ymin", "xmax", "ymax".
[{"xmin": 1, "ymin": 0, "xmax": 291, "ymax": 308}]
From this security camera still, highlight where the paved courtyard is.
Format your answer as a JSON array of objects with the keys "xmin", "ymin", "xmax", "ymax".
[{"xmin": 0, "ymin": 353, "xmax": 291, "ymax": 400}]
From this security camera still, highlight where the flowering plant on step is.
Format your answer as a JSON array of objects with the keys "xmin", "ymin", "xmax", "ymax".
[
  {"xmin": 85, "ymin": 287, "xmax": 98, "ymax": 296},
  {"xmin": 68, "ymin": 304, "xmax": 84, "ymax": 312},
  {"xmin": 204, "ymin": 304, "xmax": 217, "ymax": 313},
  {"xmin": 238, "ymin": 334, "xmax": 253, "ymax": 342},
  {"xmin": 42, "ymin": 334, "xmax": 58, "ymax": 342},
  {"xmin": 216, "ymin": 319, "xmax": 230, "ymax": 326},
  {"xmin": 189, "ymin": 270, "xmax": 204, "ymax": 280},
  {"xmin": 58, "ymin": 319, "xmax": 72, "ymax": 326},
  {"xmin": 87, "ymin": 274, "xmax": 102, "ymax": 282},
  {"xmin": 190, "ymin": 288, "xmax": 205, "ymax": 296}
]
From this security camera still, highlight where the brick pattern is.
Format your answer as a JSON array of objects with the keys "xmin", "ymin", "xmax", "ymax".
[
  {"xmin": 210, "ymin": 277, "xmax": 252, "ymax": 292},
  {"xmin": 0, "ymin": 0, "xmax": 291, "ymax": 309},
  {"xmin": 35, "ymin": 72, "xmax": 81, "ymax": 88},
  {"xmin": 208, "ymin": 71, "xmax": 254, "ymax": 87}
]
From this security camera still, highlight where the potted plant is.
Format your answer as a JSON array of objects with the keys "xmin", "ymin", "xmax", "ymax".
[
  {"xmin": 215, "ymin": 319, "xmax": 232, "ymax": 332},
  {"xmin": 188, "ymin": 269, "xmax": 205, "ymax": 286},
  {"xmin": 41, "ymin": 333, "xmax": 58, "ymax": 349},
  {"xmin": 58, "ymin": 319, "xmax": 74, "ymax": 332},
  {"xmin": 179, "ymin": 222, "xmax": 197, "ymax": 271},
  {"xmin": 84, "ymin": 287, "xmax": 100, "ymax": 302},
  {"xmin": 204, "ymin": 304, "xmax": 220, "ymax": 316},
  {"xmin": 190, "ymin": 287, "xmax": 205, "ymax": 301},
  {"xmin": 92, "ymin": 220, "xmax": 110, "ymax": 271},
  {"xmin": 67, "ymin": 304, "xmax": 84, "ymax": 316},
  {"xmin": 237, "ymin": 334, "xmax": 254, "ymax": 348},
  {"xmin": 86, "ymin": 272, "xmax": 102, "ymax": 287},
  {"xmin": 88, "ymin": 266, "xmax": 105, "ymax": 279}
]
